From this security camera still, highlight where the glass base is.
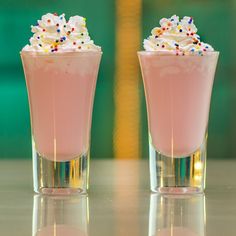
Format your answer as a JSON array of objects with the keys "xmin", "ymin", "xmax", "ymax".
[
  {"xmin": 149, "ymin": 138, "xmax": 206, "ymax": 194},
  {"xmin": 33, "ymin": 150, "xmax": 89, "ymax": 195}
]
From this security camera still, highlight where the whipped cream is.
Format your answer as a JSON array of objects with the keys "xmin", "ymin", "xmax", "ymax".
[
  {"xmin": 144, "ymin": 15, "xmax": 214, "ymax": 55},
  {"xmin": 22, "ymin": 13, "xmax": 101, "ymax": 53}
]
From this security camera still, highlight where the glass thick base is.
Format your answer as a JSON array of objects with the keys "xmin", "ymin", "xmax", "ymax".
[
  {"xmin": 149, "ymin": 138, "xmax": 206, "ymax": 194},
  {"xmin": 32, "ymin": 148, "xmax": 89, "ymax": 195}
]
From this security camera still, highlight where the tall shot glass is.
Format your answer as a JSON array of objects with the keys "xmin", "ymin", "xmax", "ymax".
[
  {"xmin": 21, "ymin": 51, "xmax": 102, "ymax": 194},
  {"xmin": 138, "ymin": 51, "xmax": 219, "ymax": 194}
]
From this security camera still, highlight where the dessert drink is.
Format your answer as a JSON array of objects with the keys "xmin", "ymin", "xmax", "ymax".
[
  {"xmin": 22, "ymin": 51, "xmax": 100, "ymax": 161},
  {"xmin": 139, "ymin": 53, "xmax": 218, "ymax": 158},
  {"xmin": 138, "ymin": 15, "xmax": 218, "ymax": 193},
  {"xmin": 21, "ymin": 13, "xmax": 102, "ymax": 194}
]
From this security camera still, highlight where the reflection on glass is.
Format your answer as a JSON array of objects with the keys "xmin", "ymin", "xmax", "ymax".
[
  {"xmin": 32, "ymin": 195, "xmax": 88, "ymax": 236},
  {"xmin": 149, "ymin": 194, "xmax": 205, "ymax": 236}
]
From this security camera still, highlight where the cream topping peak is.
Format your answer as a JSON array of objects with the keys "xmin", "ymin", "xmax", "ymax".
[
  {"xmin": 144, "ymin": 15, "xmax": 214, "ymax": 55},
  {"xmin": 22, "ymin": 13, "xmax": 101, "ymax": 53}
]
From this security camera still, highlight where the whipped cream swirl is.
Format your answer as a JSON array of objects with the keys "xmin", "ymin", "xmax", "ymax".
[
  {"xmin": 22, "ymin": 13, "xmax": 101, "ymax": 53},
  {"xmin": 144, "ymin": 15, "xmax": 214, "ymax": 55}
]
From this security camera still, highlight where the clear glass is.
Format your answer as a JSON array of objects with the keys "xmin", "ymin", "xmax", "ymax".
[
  {"xmin": 138, "ymin": 51, "xmax": 219, "ymax": 194},
  {"xmin": 149, "ymin": 194, "xmax": 205, "ymax": 236},
  {"xmin": 21, "ymin": 51, "xmax": 102, "ymax": 194},
  {"xmin": 32, "ymin": 195, "xmax": 88, "ymax": 235}
]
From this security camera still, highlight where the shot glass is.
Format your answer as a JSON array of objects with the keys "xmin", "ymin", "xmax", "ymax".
[
  {"xmin": 149, "ymin": 194, "xmax": 205, "ymax": 236},
  {"xmin": 21, "ymin": 51, "xmax": 102, "ymax": 194},
  {"xmin": 33, "ymin": 195, "xmax": 88, "ymax": 235},
  {"xmin": 138, "ymin": 51, "xmax": 219, "ymax": 194}
]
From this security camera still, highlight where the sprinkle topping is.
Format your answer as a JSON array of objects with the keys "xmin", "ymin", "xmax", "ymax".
[
  {"xmin": 22, "ymin": 13, "xmax": 101, "ymax": 53},
  {"xmin": 143, "ymin": 15, "xmax": 214, "ymax": 55}
]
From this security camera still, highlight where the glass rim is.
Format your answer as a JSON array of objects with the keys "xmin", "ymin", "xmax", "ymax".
[
  {"xmin": 20, "ymin": 50, "xmax": 103, "ymax": 57},
  {"xmin": 137, "ymin": 50, "xmax": 219, "ymax": 56}
]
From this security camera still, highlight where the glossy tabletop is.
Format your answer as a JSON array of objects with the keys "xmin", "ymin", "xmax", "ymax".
[{"xmin": 0, "ymin": 159, "xmax": 235, "ymax": 236}]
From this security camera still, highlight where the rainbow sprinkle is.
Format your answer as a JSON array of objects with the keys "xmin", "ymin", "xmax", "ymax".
[{"xmin": 143, "ymin": 15, "xmax": 214, "ymax": 55}]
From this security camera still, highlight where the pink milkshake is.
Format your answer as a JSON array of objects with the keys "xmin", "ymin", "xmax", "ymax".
[
  {"xmin": 21, "ymin": 51, "xmax": 101, "ymax": 161},
  {"xmin": 139, "ymin": 15, "xmax": 219, "ymax": 193},
  {"xmin": 138, "ymin": 52, "xmax": 218, "ymax": 157},
  {"xmin": 21, "ymin": 13, "xmax": 101, "ymax": 194}
]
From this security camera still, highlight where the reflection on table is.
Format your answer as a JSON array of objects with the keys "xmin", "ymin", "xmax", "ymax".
[
  {"xmin": 149, "ymin": 194, "xmax": 205, "ymax": 236},
  {"xmin": 0, "ymin": 160, "xmax": 235, "ymax": 235},
  {"xmin": 32, "ymin": 195, "xmax": 88, "ymax": 236}
]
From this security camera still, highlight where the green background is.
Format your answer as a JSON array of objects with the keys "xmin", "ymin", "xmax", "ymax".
[{"xmin": 0, "ymin": 0, "xmax": 233, "ymax": 159}]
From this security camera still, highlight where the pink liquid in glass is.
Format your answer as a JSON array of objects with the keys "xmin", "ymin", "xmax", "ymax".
[
  {"xmin": 139, "ymin": 52, "xmax": 218, "ymax": 157},
  {"xmin": 21, "ymin": 52, "xmax": 101, "ymax": 161}
]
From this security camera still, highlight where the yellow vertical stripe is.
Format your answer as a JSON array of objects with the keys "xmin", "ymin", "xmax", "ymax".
[{"xmin": 114, "ymin": 0, "xmax": 142, "ymax": 159}]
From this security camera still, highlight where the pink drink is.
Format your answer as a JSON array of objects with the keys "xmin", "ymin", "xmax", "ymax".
[
  {"xmin": 138, "ymin": 52, "xmax": 218, "ymax": 157},
  {"xmin": 21, "ymin": 51, "xmax": 101, "ymax": 161}
]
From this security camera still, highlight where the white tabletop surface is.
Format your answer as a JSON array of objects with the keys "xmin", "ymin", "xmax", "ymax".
[{"xmin": 0, "ymin": 159, "xmax": 235, "ymax": 236}]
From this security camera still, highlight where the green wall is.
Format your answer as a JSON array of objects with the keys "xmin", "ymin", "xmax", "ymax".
[{"xmin": 0, "ymin": 0, "xmax": 234, "ymax": 158}]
